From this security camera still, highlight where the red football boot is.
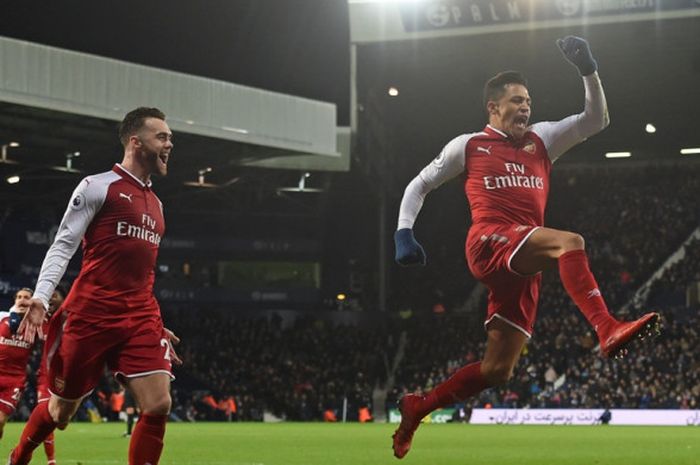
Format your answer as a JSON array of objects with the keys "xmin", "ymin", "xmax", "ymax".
[
  {"xmin": 600, "ymin": 312, "xmax": 660, "ymax": 358},
  {"xmin": 392, "ymin": 394, "xmax": 426, "ymax": 459}
]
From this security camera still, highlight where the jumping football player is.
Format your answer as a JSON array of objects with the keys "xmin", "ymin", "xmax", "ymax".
[{"xmin": 392, "ymin": 36, "xmax": 658, "ymax": 459}]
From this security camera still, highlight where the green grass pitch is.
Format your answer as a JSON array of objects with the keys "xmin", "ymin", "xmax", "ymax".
[{"xmin": 1, "ymin": 422, "xmax": 699, "ymax": 465}]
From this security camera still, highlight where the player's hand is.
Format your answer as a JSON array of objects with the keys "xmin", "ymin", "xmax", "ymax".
[
  {"xmin": 18, "ymin": 298, "xmax": 48, "ymax": 344},
  {"xmin": 394, "ymin": 228, "xmax": 427, "ymax": 266},
  {"xmin": 556, "ymin": 36, "xmax": 597, "ymax": 76},
  {"xmin": 164, "ymin": 327, "xmax": 183, "ymax": 366}
]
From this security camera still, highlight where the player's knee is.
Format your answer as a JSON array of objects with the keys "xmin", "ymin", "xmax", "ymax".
[
  {"xmin": 561, "ymin": 232, "xmax": 585, "ymax": 252},
  {"xmin": 50, "ymin": 410, "xmax": 72, "ymax": 424},
  {"xmin": 481, "ymin": 363, "xmax": 514, "ymax": 386},
  {"xmin": 142, "ymin": 394, "xmax": 172, "ymax": 416},
  {"xmin": 51, "ymin": 407, "xmax": 74, "ymax": 425},
  {"xmin": 49, "ymin": 400, "xmax": 78, "ymax": 424}
]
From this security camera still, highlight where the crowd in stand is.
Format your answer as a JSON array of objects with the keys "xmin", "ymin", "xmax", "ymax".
[
  {"xmin": 161, "ymin": 312, "xmax": 386, "ymax": 422},
  {"xmin": 648, "ymin": 236, "xmax": 700, "ymax": 306},
  {"xmin": 17, "ymin": 299, "xmax": 691, "ymax": 423},
  {"xmin": 389, "ymin": 305, "xmax": 699, "ymax": 412},
  {"xmin": 6, "ymin": 162, "xmax": 700, "ymax": 422},
  {"xmin": 545, "ymin": 163, "xmax": 700, "ymax": 310}
]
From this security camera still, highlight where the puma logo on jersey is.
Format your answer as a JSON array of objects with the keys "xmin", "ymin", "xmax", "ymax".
[
  {"xmin": 119, "ymin": 193, "xmax": 133, "ymax": 203},
  {"xmin": 476, "ymin": 146, "xmax": 492, "ymax": 155}
]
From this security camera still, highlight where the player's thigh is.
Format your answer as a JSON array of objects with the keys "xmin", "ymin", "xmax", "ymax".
[
  {"xmin": 0, "ymin": 408, "xmax": 9, "ymax": 426},
  {"xmin": 110, "ymin": 315, "xmax": 173, "ymax": 381},
  {"xmin": 510, "ymin": 227, "xmax": 582, "ymax": 275},
  {"xmin": 126, "ymin": 373, "xmax": 172, "ymax": 414},
  {"xmin": 48, "ymin": 312, "xmax": 116, "ymax": 400},
  {"xmin": 483, "ymin": 269, "xmax": 541, "ymax": 336},
  {"xmin": 0, "ymin": 385, "xmax": 22, "ymax": 418},
  {"xmin": 482, "ymin": 318, "xmax": 528, "ymax": 385},
  {"xmin": 112, "ymin": 315, "xmax": 173, "ymax": 413}
]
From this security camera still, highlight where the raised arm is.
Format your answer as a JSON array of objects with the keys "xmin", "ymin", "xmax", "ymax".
[
  {"xmin": 532, "ymin": 36, "xmax": 610, "ymax": 163},
  {"xmin": 394, "ymin": 134, "xmax": 471, "ymax": 266}
]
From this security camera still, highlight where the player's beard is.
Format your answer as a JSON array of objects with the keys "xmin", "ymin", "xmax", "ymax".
[
  {"xmin": 142, "ymin": 146, "xmax": 168, "ymax": 177},
  {"xmin": 510, "ymin": 125, "xmax": 526, "ymax": 141},
  {"xmin": 507, "ymin": 116, "xmax": 529, "ymax": 141}
]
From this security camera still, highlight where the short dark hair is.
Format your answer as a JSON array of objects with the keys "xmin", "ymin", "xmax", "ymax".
[
  {"xmin": 483, "ymin": 71, "xmax": 528, "ymax": 110},
  {"xmin": 14, "ymin": 287, "xmax": 33, "ymax": 299},
  {"xmin": 118, "ymin": 107, "xmax": 166, "ymax": 146}
]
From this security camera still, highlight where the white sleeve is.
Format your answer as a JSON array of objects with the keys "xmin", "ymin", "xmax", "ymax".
[
  {"xmin": 33, "ymin": 176, "xmax": 107, "ymax": 308},
  {"xmin": 0, "ymin": 311, "xmax": 9, "ymax": 320},
  {"xmin": 531, "ymin": 72, "xmax": 609, "ymax": 163},
  {"xmin": 397, "ymin": 134, "xmax": 469, "ymax": 230}
]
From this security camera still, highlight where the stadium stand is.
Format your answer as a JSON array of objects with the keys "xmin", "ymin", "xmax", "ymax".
[{"xmin": 5, "ymin": 161, "xmax": 700, "ymax": 421}]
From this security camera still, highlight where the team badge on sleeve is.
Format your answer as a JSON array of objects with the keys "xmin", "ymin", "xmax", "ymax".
[{"xmin": 70, "ymin": 192, "xmax": 86, "ymax": 211}]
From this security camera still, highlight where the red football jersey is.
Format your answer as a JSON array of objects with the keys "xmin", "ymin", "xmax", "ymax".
[
  {"xmin": 34, "ymin": 164, "xmax": 165, "ymax": 318},
  {"xmin": 0, "ymin": 312, "xmax": 34, "ymax": 384},
  {"xmin": 465, "ymin": 125, "xmax": 550, "ymax": 226}
]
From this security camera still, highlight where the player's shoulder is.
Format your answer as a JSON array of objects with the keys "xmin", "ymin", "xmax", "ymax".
[
  {"xmin": 443, "ymin": 131, "xmax": 487, "ymax": 154},
  {"xmin": 66, "ymin": 168, "xmax": 121, "ymax": 211},
  {"xmin": 0, "ymin": 311, "xmax": 9, "ymax": 322},
  {"xmin": 454, "ymin": 129, "xmax": 499, "ymax": 159},
  {"xmin": 526, "ymin": 121, "xmax": 555, "ymax": 139},
  {"xmin": 523, "ymin": 123, "xmax": 551, "ymax": 150},
  {"xmin": 82, "ymin": 168, "xmax": 122, "ymax": 188},
  {"xmin": 76, "ymin": 169, "xmax": 121, "ymax": 193},
  {"xmin": 448, "ymin": 131, "xmax": 487, "ymax": 145}
]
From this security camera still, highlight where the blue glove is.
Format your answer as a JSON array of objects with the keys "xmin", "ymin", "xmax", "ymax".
[
  {"xmin": 557, "ymin": 36, "xmax": 597, "ymax": 76},
  {"xmin": 394, "ymin": 228, "xmax": 426, "ymax": 266},
  {"xmin": 9, "ymin": 311, "xmax": 22, "ymax": 334}
]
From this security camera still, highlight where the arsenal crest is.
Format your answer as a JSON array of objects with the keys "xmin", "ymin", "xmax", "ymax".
[
  {"xmin": 54, "ymin": 376, "xmax": 66, "ymax": 393},
  {"xmin": 523, "ymin": 142, "xmax": 536, "ymax": 154}
]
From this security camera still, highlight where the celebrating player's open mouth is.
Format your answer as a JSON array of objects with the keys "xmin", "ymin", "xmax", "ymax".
[
  {"xmin": 158, "ymin": 151, "xmax": 169, "ymax": 167},
  {"xmin": 514, "ymin": 114, "xmax": 528, "ymax": 129},
  {"xmin": 156, "ymin": 151, "xmax": 170, "ymax": 177},
  {"xmin": 512, "ymin": 114, "xmax": 529, "ymax": 136}
]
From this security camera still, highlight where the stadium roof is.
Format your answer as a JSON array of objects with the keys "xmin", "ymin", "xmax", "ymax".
[{"xmin": 0, "ymin": 1, "xmax": 698, "ymax": 206}]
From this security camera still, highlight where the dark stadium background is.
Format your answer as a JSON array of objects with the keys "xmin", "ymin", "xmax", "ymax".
[{"xmin": 0, "ymin": 0, "xmax": 699, "ymax": 423}]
